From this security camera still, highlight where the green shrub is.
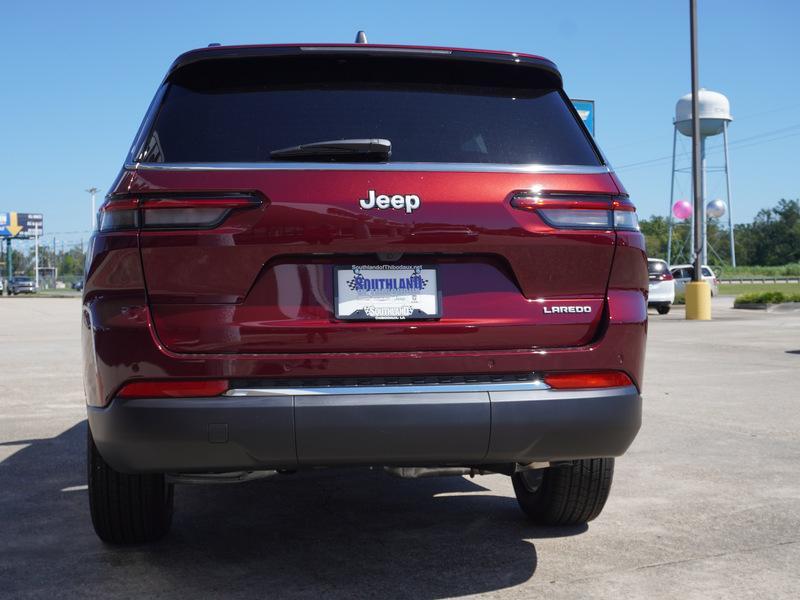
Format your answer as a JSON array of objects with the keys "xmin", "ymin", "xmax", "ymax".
[{"xmin": 734, "ymin": 291, "xmax": 800, "ymax": 305}]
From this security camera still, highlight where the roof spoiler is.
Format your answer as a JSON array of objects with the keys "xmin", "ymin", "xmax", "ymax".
[{"xmin": 164, "ymin": 44, "xmax": 562, "ymax": 87}]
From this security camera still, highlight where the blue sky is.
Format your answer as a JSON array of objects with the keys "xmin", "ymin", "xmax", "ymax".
[{"xmin": 1, "ymin": 0, "xmax": 798, "ymax": 246}]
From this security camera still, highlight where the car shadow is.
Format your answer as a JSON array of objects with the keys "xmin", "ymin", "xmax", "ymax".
[{"xmin": 0, "ymin": 421, "xmax": 587, "ymax": 599}]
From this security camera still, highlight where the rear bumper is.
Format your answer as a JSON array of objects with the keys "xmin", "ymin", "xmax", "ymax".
[
  {"xmin": 88, "ymin": 384, "xmax": 641, "ymax": 473},
  {"xmin": 648, "ymin": 282, "xmax": 675, "ymax": 304}
]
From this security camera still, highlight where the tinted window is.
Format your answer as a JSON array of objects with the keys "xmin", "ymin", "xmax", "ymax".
[
  {"xmin": 701, "ymin": 267, "xmax": 713, "ymax": 277},
  {"xmin": 648, "ymin": 260, "xmax": 669, "ymax": 277},
  {"xmin": 140, "ymin": 56, "xmax": 600, "ymax": 166},
  {"xmin": 671, "ymin": 268, "xmax": 687, "ymax": 279}
]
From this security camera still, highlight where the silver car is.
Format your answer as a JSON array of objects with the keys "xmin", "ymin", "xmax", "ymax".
[
  {"xmin": 669, "ymin": 264, "xmax": 719, "ymax": 296},
  {"xmin": 9, "ymin": 276, "xmax": 36, "ymax": 295}
]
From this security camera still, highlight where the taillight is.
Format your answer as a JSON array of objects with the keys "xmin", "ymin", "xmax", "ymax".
[
  {"xmin": 537, "ymin": 208, "xmax": 612, "ymax": 229},
  {"xmin": 98, "ymin": 194, "xmax": 261, "ymax": 232},
  {"xmin": 98, "ymin": 199, "xmax": 139, "ymax": 231},
  {"xmin": 510, "ymin": 192, "xmax": 639, "ymax": 231},
  {"xmin": 117, "ymin": 379, "xmax": 229, "ymax": 398},
  {"xmin": 543, "ymin": 371, "xmax": 633, "ymax": 390},
  {"xmin": 659, "ymin": 272, "xmax": 674, "ymax": 281}
]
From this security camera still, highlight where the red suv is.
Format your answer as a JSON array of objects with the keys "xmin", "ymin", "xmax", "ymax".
[{"xmin": 83, "ymin": 42, "xmax": 646, "ymax": 544}]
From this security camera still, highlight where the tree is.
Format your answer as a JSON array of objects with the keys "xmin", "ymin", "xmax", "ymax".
[
  {"xmin": 1, "ymin": 242, "xmax": 86, "ymax": 281},
  {"xmin": 640, "ymin": 198, "xmax": 799, "ymax": 267},
  {"xmin": 734, "ymin": 199, "xmax": 799, "ymax": 265}
]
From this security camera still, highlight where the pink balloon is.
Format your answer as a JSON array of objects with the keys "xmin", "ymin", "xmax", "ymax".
[{"xmin": 672, "ymin": 200, "xmax": 692, "ymax": 220}]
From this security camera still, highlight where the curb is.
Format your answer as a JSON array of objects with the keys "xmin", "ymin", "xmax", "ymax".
[
  {"xmin": 733, "ymin": 303, "xmax": 769, "ymax": 310},
  {"xmin": 734, "ymin": 302, "xmax": 800, "ymax": 312}
]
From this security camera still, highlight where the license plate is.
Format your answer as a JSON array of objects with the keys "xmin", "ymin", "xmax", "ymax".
[{"xmin": 334, "ymin": 265, "xmax": 441, "ymax": 321}]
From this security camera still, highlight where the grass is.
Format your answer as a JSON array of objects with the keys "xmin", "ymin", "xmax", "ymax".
[
  {"xmin": 28, "ymin": 289, "xmax": 82, "ymax": 297},
  {"xmin": 719, "ymin": 282, "xmax": 800, "ymax": 296},
  {"xmin": 671, "ymin": 283, "xmax": 800, "ymax": 306},
  {"xmin": 716, "ymin": 263, "xmax": 800, "ymax": 278},
  {"xmin": 734, "ymin": 291, "xmax": 800, "ymax": 306}
]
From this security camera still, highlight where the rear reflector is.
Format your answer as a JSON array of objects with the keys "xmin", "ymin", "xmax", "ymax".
[
  {"xmin": 543, "ymin": 371, "xmax": 633, "ymax": 390},
  {"xmin": 117, "ymin": 379, "xmax": 229, "ymax": 398}
]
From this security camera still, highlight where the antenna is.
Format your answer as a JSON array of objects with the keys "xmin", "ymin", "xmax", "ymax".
[{"xmin": 355, "ymin": 30, "xmax": 368, "ymax": 44}]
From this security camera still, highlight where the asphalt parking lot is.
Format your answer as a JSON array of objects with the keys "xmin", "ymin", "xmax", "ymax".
[{"xmin": 1, "ymin": 297, "xmax": 798, "ymax": 599}]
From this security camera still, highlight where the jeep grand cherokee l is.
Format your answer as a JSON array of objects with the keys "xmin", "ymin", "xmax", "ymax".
[{"xmin": 83, "ymin": 42, "xmax": 647, "ymax": 544}]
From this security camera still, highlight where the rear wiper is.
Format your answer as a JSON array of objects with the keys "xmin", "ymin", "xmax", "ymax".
[{"xmin": 269, "ymin": 138, "xmax": 391, "ymax": 161}]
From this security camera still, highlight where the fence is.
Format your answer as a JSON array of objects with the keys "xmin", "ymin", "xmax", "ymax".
[{"xmin": 720, "ymin": 277, "xmax": 800, "ymax": 285}]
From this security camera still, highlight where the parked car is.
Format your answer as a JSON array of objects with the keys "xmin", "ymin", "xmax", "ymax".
[
  {"xmin": 71, "ymin": 279, "xmax": 84, "ymax": 291},
  {"xmin": 647, "ymin": 258, "xmax": 675, "ymax": 314},
  {"xmin": 9, "ymin": 276, "xmax": 35, "ymax": 295},
  {"xmin": 670, "ymin": 264, "xmax": 720, "ymax": 296},
  {"xmin": 83, "ymin": 40, "xmax": 647, "ymax": 544}
]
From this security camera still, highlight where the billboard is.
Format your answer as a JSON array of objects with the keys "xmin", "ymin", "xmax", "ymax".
[
  {"xmin": 571, "ymin": 99, "xmax": 595, "ymax": 136},
  {"xmin": 0, "ymin": 212, "xmax": 44, "ymax": 237}
]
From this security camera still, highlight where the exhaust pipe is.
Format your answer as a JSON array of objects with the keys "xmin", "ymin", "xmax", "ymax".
[
  {"xmin": 384, "ymin": 463, "xmax": 552, "ymax": 479},
  {"xmin": 167, "ymin": 470, "xmax": 278, "ymax": 485},
  {"xmin": 384, "ymin": 467, "xmax": 491, "ymax": 479}
]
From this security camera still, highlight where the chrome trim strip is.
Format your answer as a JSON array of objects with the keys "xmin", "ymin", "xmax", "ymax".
[
  {"xmin": 224, "ymin": 380, "xmax": 550, "ymax": 397},
  {"xmin": 124, "ymin": 162, "xmax": 611, "ymax": 175}
]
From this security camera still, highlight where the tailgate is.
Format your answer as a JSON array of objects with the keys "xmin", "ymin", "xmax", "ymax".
[{"xmin": 134, "ymin": 168, "xmax": 619, "ymax": 353}]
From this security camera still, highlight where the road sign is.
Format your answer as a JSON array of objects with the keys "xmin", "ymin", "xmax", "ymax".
[
  {"xmin": 571, "ymin": 99, "xmax": 595, "ymax": 136},
  {"xmin": 0, "ymin": 212, "xmax": 44, "ymax": 238}
]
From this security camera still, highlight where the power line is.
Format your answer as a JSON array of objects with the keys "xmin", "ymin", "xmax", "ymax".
[
  {"xmin": 602, "ymin": 101, "xmax": 800, "ymax": 153},
  {"xmin": 615, "ymin": 122, "xmax": 800, "ymax": 171}
]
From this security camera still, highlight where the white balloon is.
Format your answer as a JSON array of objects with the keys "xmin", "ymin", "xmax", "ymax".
[{"xmin": 706, "ymin": 199, "xmax": 726, "ymax": 218}]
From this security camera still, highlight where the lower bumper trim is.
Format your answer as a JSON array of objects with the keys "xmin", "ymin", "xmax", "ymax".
[{"xmin": 88, "ymin": 385, "xmax": 641, "ymax": 473}]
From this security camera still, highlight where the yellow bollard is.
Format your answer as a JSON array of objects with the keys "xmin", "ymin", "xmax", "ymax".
[{"xmin": 685, "ymin": 281, "xmax": 712, "ymax": 320}]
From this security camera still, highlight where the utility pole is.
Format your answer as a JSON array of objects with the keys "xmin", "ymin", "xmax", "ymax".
[
  {"xmin": 34, "ymin": 224, "xmax": 40, "ymax": 289},
  {"xmin": 685, "ymin": 0, "xmax": 712, "ymax": 320},
  {"xmin": 86, "ymin": 187, "xmax": 99, "ymax": 230},
  {"xmin": 5, "ymin": 238, "xmax": 11, "ymax": 288}
]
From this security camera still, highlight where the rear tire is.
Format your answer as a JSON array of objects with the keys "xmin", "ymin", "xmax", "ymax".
[
  {"xmin": 656, "ymin": 304, "xmax": 671, "ymax": 315},
  {"xmin": 87, "ymin": 428, "xmax": 173, "ymax": 544},
  {"xmin": 512, "ymin": 458, "xmax": 614, "ymax": 525}
]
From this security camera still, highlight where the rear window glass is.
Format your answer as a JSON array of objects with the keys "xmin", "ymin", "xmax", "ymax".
[
  {"xmin": 648, "ymin": 261, "xmax": 669, "ymax": 276},
  {"xmin": 701, "ymin": 267, "xmax": 713, "ymax": 277},
  {"xmin": 138, "ymin": 55, "xmax": 600, "ymax": 166}
]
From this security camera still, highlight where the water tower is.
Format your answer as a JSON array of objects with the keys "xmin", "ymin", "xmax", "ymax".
[{"xmin": 667, "ymin": 89, "xmax": 736, "ymax": 266}]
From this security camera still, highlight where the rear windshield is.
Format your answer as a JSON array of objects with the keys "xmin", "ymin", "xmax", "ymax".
[
  {"xmin": 648, "ymin": 260, "xmax": 669, "ymax": 276},
  {"xmin": 137, "ymin": 55, "xmax": 600, "ymax": 166}
]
